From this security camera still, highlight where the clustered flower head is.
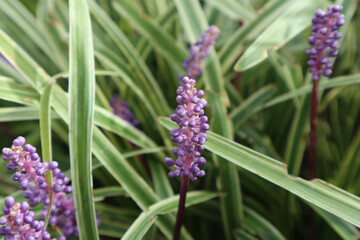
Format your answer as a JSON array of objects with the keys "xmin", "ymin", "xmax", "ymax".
[
  {"xmin": 306, "ymin": 5, "xmax": 344, "ymax": 81},
  {"xmin": 0, "ymin": 196, "xmax": 65, "ymax": 240},
  {"xmin": 182, "ymin": 25, "xmax": 220, "ymax": 79},
  {"xmin": 166, "ymin": 76, "xmax": 209, "ymax": 181},
  {"xmin": 110, "ymin": 94, "xmax": 139, "ymax": 126},
  {"xmin": 1, "ymin": 136, "xmax": 80, "ymax": 239}
]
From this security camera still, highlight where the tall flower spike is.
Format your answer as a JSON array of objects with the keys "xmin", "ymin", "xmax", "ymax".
[
  {"xmin": 167, "ymin": 76, "xmax": 209, "ymax": 181},
  {"xmin": 306, "ymin": 5, "xmax": 344, "ymax": 81},
  {"xmin": 182, "ymin": 25, "xmax": 220, "ymax": 79},
  {"xmin": 0, "ymin": 197, "xmax": 65, "ymax": 240},
  {"xmin": 110, "ymin": 94, "xmax": 139, "ymax": 126}
]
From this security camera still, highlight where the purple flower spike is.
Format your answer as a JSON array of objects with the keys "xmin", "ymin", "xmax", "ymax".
[
  {"xmin": 0, "ymin": 197, "xmax": 57, "ymax": 239},
  {"xmin": 306, "ymin": 5, "xmax": 344, "ymax": 80},
  {"xmin": 182, "ymin": 25, "xmax": 220, "ymax": 79},
  {"xmin": 166, "ymin": 76, "xmax": 209, "ymax": 181},
  {"xmin": 110, "ymin": 94, "xmax": 139, "ymax": 126},
  {"xmin": 0, "ymin": 136, "xmax": 101, "ymax": 239}
]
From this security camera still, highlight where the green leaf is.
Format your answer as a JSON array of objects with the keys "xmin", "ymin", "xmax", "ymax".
[
  {"xmin": 243, "ymin": 207, "xmax": 286, "ymax": 240},
  {"xmin": 39, "ymin": 83, "xmax": 54, "ymax": 229},
  {"xmin": 0, "ymin": 107, "xmax": 56, "ymax": 122},
  {"xmin": 112, "ymin": 0, "xmax": 187, "ymax": 71},
  {"xmin": 0, "ymin": 0, "xmax": 60, "ymax": 69},
  {"xmin": 219, "ymin": 0, "xmax": 294, "ymax": 74},
  {"xmin": 207, "ymin": 0, "xmax": 256, "ymax": 22},
  {"xmin": 234, "ymin": 0, "xmax": 328, "ymax": 71},
  {"xmin": 122, "ymin": 191, "xmax": 219, "ymax": 240},
  {"xmin": 159, "ymin": 117, "xmax": 360, "ymax": 227},
  {"xmin": 0, "ymin": 29, "xmax": 49, "ymax": 92},
  {"xmin": 36, "ymin": 0, "xmax": 68, "ymax": 70},
  {"xmin": 98, "ymin": 220, "xmax": 127, "ymax": 238},
  {"xmin": 230, "ymin": 85, "xmax": 276, "ymax": 129},
  {"xmin": 263, "ymin": 74, "xmax": 360, "ymax": 109},
  {"xmin": 68, "ymin": 0, "xmax": 99, "ymax": 238},
  {"xmin": 313, "ymin": 206, "xmax": 360, "ymax": 240},
  {"xmin": 0, "ymin": 77, "xmax": 39, "ymax": 105},
  {"xmin": 93, "ymin": 186, "xmax": 127, "ymax": 202},
  {"xmin": 267, "ymin": 50, "xmax": 300, "ymax": 108},
  {"xmin": 88, "ymin": 0, "xmax": 170, "ymax": 116}
]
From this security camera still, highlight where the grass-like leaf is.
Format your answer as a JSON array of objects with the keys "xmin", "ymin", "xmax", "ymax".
[
  {"xmin": 112, "ymin": 0, "xmax": 187, "ymax": 71},
  {"xmin": 68, "ymin": 0, "xmax": 99, "ymax": 238},
  {"xmin": 159, "ymin": 117, "xmax": 360, "ymax": 227},
  {"xmin": 122, "ymin": 191, "xmax": 219, "ymax": 240},
  {"xmin": 234, "ymin": 0, "xmax": 328, "ymax": 71},
  {"xmin": 39, "ymin": 84, "xmax": 54, "ymax": 228}
]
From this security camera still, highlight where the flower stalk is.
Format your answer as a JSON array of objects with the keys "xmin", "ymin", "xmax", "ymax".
[
  {"xmin": 306, "ymin": 5, "xmax": 344, "ymax": 178},
  {"xmin": 173, "ymin": 175, "xmax": 190, "ymax": 240}
]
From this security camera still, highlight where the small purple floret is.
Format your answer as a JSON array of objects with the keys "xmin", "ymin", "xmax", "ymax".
[{"xmin": 306, "ymin": 5, "xmax": 344, "ymax": 80}]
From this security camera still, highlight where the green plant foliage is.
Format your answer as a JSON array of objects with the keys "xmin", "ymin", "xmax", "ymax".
[{"xmin": 0, "ymin": 0, "xmax": 359, "ymax": 239}]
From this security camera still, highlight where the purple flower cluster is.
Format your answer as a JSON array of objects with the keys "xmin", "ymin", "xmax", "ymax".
[
  {"xmin": 182, "ymin": 25, "xmax": 220, "ymax": 79},
  {"xmin": 0, "ymin": 196, "xmax": 65, "ymax": 240},
  {"xmin": 306, "ymin": 5, "xmax": 344, "ymax": 81},
  {"xmin": 110, "ymin": 94, "xmax": 139, "ymax": 126},
  {"xmin": 1, "ymin": 137, "xmax": 78, "ymax": 239},
  {"xmin": 166, "ymin": 76, "xmax": 209, "ymax": 181}
]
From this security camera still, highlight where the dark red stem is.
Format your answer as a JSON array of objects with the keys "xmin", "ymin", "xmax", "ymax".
[
  {"xmin": 173, "ymin": 175, "xmax": 190, "ymax": 240},
  {"xmin": 309, "ymin": 80, "xmax": 319, "ymax": 179}
]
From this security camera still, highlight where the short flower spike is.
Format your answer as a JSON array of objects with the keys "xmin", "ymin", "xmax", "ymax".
[
  {"xmin": 306, "ymin": 5, "xmax": 344, "ymax": 81},
  {"xmin": 182, "ymin": 25, "xmax": 220, "ymax": 79}
]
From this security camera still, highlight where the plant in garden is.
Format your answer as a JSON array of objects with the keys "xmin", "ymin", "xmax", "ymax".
[
  {"xmin": 165, "ymin": 25, "xmax": 219, "ymax": 240},
  {"xmin": 1, "ymin": 136, "xmax": 78, "ymax": 239},
  {"xmin": 1, "ymin": 1, "xmax": 360, "ymax": 240},
  {"xmin": 306, "ymin": 5, "xmax": 344, "ymax": 178}
]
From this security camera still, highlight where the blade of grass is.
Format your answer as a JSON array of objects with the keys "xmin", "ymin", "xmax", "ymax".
[
  {"xmin": 93, "ymin": 186, "xmax": 127, "ymax": 202},
  {"xmin": 0, "ymin": 0, "xmax": 61, "ymax": 70},
  {"xmin": 242, "ymin": 207, "xmax": 286, "ymax": 240},
  {"xmin": 88, "ymin": 0, "xmax": 170, "ymax": 116},
  {"xmin": 0, "ymin": 107, "xmax": 58, "ymax": 122},
  {"xmin": 39, "ymin": 83, "xmax": 54, "ymax": 229},
  {"xmin": 122, "ymin": 191, "xmax": 219, "ymax": 240},
  {"xmin": 219, "ymin": 0, "xmax": 293, "ymax": 74},
  {"xmin": 234, "ymin": 0, "xmax": 328, "ymax": 71},
  {"xmin": 36, "ymin": 0, "xmax": 68, "ymax": 70},
  {"xmin": 230, "ymin": 85, "xmax": 276, "ymax": 129},
  {"xmin": 207, "ymin": 0, "xmax": 256, "ymax": 22},
  {"xmin": 159, "ymin": 117, "xmax": 360, "ymax": 227},
  {"xmin": 312, "ymin": 205, "xmax": 360, "ymax": 240},
  {"xmin": 263, "ymin": 74, "xmax": 360, "ymax": 109},
  {"xmin": 68, "ymin": 0, "xmax": 99, "ymax": 238},
  {"xmin": 0, "ymin": 77, "xmax": 39, "ymax": 105},
  {"xmin": 112, "ymin": 0, "xmax": 187, "ymax": 71}
]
